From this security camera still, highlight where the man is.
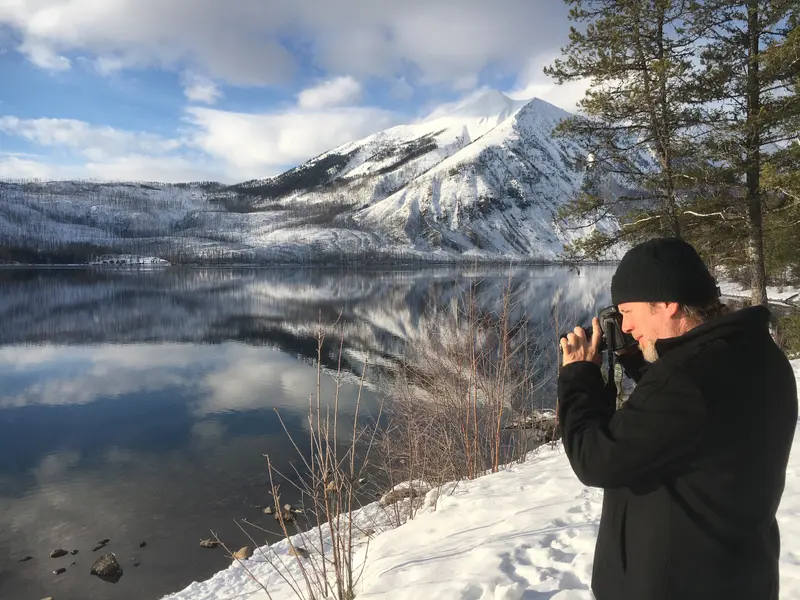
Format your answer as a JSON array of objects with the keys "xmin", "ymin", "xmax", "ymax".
[{"xmin": 558, "ymin": 237, "xmax": 798, "ymax": 600}]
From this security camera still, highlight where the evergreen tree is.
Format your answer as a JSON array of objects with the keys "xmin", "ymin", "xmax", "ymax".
[
  {"xmin": 545, "ymin": 0, "xmax": 702, "ymax": 259},
  {"xmin": 686, "ymin": 0, "xmax": 799, "ymax": 305},
  {"xmin": 759, "ymin": 9, "xmax": 799, "ymax": 285}
]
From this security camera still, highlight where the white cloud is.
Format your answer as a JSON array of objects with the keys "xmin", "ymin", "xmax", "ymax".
[
  {"xmin": 297, "ymin": 76, "xmax": 363, "ymax": 109},
  {"xmin": 93, "ymin": 55, "xmax": 126, "ymax": 75},
  {"xmin": 0, "ymin": 116, "xmax": 181, "ymax": 161},
  {"xmin": 0, "ymin": 155, "xmax": 72, "ymax": 180},
  {"xmin": 421, "ymin": 87, "xmax": 525, "ymax": 123},
  {"xmin": 390, "ymin": 77, "xmax": 414, "ymax": 100},
  {"xmin": 505, "ymin": 53, "xmax": 590, "ymax": 114},
  {"xmin": 0, "ymin": 0, "xmax": 570, "ymax": 89},
  {"xmin": 186, "ymin": 104, "xmax": 400, "ymax": 179},
  {"xmin": 0, "ymin": 1, "xmax": 581, "ymax": 185},
  {"xmin": 182, "ymin": 72, "xmax": 223, "ymax": 105},
  {"xmin": 18, "ymin": 39, "xmax": 71, "ymax": 70},
  {"xmin": 0, "ymin": 152, "xmax": 225, "ymax": 183},
  {"xmin": 81, "ymin": 154, "xmax": 225, "ymax": 183},
  {"xmin": 0, "ymin": 116, "xmax": 228, "ymax": 182},
  {"xmin": 0, "ymin": 100, "xmax": 398, "ymax": 182}
]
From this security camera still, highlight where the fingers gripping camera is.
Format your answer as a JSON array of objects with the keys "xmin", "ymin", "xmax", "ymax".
[{"xmin": 562, "ymin": 306, "xmax": 638, "ymax": 354}]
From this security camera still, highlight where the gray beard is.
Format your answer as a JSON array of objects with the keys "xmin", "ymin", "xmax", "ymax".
[{"xmin": 642, "ymin": 341, "xmax": 660, "ymax": 363}]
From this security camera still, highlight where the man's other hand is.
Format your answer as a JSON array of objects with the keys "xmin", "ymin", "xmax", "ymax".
[{"xmin": 560, "ymin": 317, "xmax": 603, "ymax": 368}]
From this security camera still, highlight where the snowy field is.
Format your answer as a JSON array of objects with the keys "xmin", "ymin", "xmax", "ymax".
[{"xmin": 163, "ymin": 360, "xmax": 800, "ymax": 600}]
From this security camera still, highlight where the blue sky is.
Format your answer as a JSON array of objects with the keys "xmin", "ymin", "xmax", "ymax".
[{"xmin": 0, "ymin": 0, "xmax": 588, "ymax": 183}]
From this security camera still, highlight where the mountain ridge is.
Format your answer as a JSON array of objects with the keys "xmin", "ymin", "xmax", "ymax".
[{"xmin": 0, "ymin": 92, "xmax": 620, "ymax": 264}]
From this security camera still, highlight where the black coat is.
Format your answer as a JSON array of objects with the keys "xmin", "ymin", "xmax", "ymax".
[{"xmin": 557, "ymin": 306, "xmax": 797, "ymax": 600}]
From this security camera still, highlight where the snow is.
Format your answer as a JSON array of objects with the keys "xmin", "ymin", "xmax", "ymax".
[
  {"xmin": 424, "ymin": 90, "xmax": 529, "ymax": 123},
  {"xmin": 720, "ymin": 280, "xmax": 800, "ymax": 307},
  {"xmin": 89, "ymin": 255, "xmax": 170, "ymax": 266},
  {"xmin": 354, "ymin": 95, "xmax": 618, "ymax": 259},
  {"xmin": 162, "ymin": 360, "xmax": 800, "ymax": 600}
]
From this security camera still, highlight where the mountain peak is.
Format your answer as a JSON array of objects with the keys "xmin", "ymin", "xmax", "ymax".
[{"xmin": 423, "ymin": 90, "xmax": 528, "ymax": 123}]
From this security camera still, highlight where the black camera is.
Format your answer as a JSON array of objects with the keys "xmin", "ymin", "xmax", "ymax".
[{"xmin": 563, "ymin": 305, "xmax": 638, "ymax": 354}]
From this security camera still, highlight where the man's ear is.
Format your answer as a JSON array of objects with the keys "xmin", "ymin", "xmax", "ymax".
[{"xmin": 664, "ymin": 302, "xmax": 681, "ymax": 318}]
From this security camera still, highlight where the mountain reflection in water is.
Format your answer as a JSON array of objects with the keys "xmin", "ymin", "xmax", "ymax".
[{"xmin": 0, "ymin": 266, "xmax": 612, "ymax": 600}]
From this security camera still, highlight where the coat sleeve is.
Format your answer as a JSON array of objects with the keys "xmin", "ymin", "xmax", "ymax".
[{"xmin": 557, "ymin": 361, "xmax": 706, "ymax": 489}]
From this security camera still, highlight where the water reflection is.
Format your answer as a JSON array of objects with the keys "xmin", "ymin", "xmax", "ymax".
[{"xmin": 0, "ymin": 266, "xmax": 613, "ymax": 600}]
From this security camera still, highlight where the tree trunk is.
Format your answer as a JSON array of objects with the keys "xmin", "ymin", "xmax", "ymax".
[
  {"xmin": 657, "ymin": 8, "xmax": 681, "ymax": 240},
  {"xmin": 746, "ymin": 0, "xmax": 768, "ymax": 306},
  {"xmin": 747, "ymin": 192, "xmax": 767, "ymax": 305},
  {"xmin": 664, "ymin": 186, "xmax": 682, "ymax": 238}
]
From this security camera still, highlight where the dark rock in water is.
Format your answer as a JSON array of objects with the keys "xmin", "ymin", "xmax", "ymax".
[
  {"xmin": 90, "ymin": 553, "xmax": 120, "ymax": 575},
  {"xmin": 53, "ymin": 567, "xmax": 67, "ymax": 575},
  {"xmin": 50, "ymin": 549, "xmax": 69, "ymax": 558},
  {"xmin": 97, "ymin": 539, "xmax": 110, "ymax": 545},
  {"xmin": 133, "ymin": 561, "xmax": 141, "ymax": 567},
  {"xmin": 69, "ymin": 561, "xmax": 76, "ymax": 567},
  {"xmin": 71, "ymin": 549, "xmax": 79, "ymax": 555},
  {"xmin": 18, "ymin": 556, "xmax": 33, "ymax": 562},
  {"xmin": 139, "ymin": 541, "xmax": 147, "ymax": 548},
  {"xmin": 92, "ymin": 545, "xmax": 105, "ymax": 552},
  {"xmin": 199, "ymin": 539, "xmax": 218, "ymax": 549},
  {"xmin": 89, "ymin": 554, "xmax": 123, "ymax": 583}
]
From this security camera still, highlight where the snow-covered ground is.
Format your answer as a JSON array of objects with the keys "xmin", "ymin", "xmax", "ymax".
[
  {"xmin": 720, "ymin": 281, "xmax": 800, "ymax": 307},
  {"xmin": 163, "ymin": 359, "xmax": 800, "ymax": 600}
]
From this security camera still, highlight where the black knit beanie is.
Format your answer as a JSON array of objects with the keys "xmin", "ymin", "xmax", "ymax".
[{"xmin": 611, "ymin": 238, "xmax": 719, "ymax": 306}]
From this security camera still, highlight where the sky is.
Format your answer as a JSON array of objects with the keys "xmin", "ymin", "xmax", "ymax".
[{"xmin": 0, "ymin": 0, "xmax": 590, "ymax": 184}]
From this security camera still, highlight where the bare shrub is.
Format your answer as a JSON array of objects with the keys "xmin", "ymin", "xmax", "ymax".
[
  {"xmin": 224, "ymin": 281, "xmax": 576, "ymax": 598},
  {"xmin": 371, "ymin": 276, "xmax": 554, "ymax": 524},
  {"xmin": 236, "ymin": 316, "xmax": 382, "ymax": 600}
]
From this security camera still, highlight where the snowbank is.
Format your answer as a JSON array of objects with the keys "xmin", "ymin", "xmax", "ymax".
[
  {"xmin": 164, "ymin": 360, "xmax": 800, "ymax": 600},
  {"xmin": 720, "ymin": 281, "xmax": 800, "ymax": 307}
]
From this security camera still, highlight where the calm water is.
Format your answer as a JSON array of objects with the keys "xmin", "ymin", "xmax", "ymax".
[{"xmin": 0, "ymin": 266, "xmax": 613, "ymax": 600}]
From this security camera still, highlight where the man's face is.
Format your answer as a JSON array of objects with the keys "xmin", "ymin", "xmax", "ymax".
[{"xmin": 617, "ymin": 302, "xmax": 673, "ymax": 363}]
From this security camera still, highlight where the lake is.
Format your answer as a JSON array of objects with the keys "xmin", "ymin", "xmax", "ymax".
[{"xmin": 0, "ymin": 265, "xmax": 613, "ymax": 600}]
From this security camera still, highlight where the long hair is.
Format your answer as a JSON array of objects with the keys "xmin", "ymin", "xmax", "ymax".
[{"xmin": 678, "ymin": 299, "xmax": 729, "ymax": 323}]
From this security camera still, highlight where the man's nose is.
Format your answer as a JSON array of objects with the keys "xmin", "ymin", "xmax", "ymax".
[{"xmin": 621, "ymin": 316, "xmax": 633, "ymax": 333}]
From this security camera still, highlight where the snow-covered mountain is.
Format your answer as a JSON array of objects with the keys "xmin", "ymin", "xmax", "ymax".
[{"xmin": 0, "ymin": 93, "xmax": 619, "ymax": 264}]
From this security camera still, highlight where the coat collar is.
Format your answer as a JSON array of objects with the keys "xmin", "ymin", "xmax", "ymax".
[{"xmin": 654, "ymin": 305, "xmax": 772, "ymax": 357}]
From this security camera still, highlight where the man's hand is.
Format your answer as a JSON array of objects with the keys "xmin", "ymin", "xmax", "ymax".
[{"xmin": 560, "ymin": 317, "xmax": 603, "ymax": 368}]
